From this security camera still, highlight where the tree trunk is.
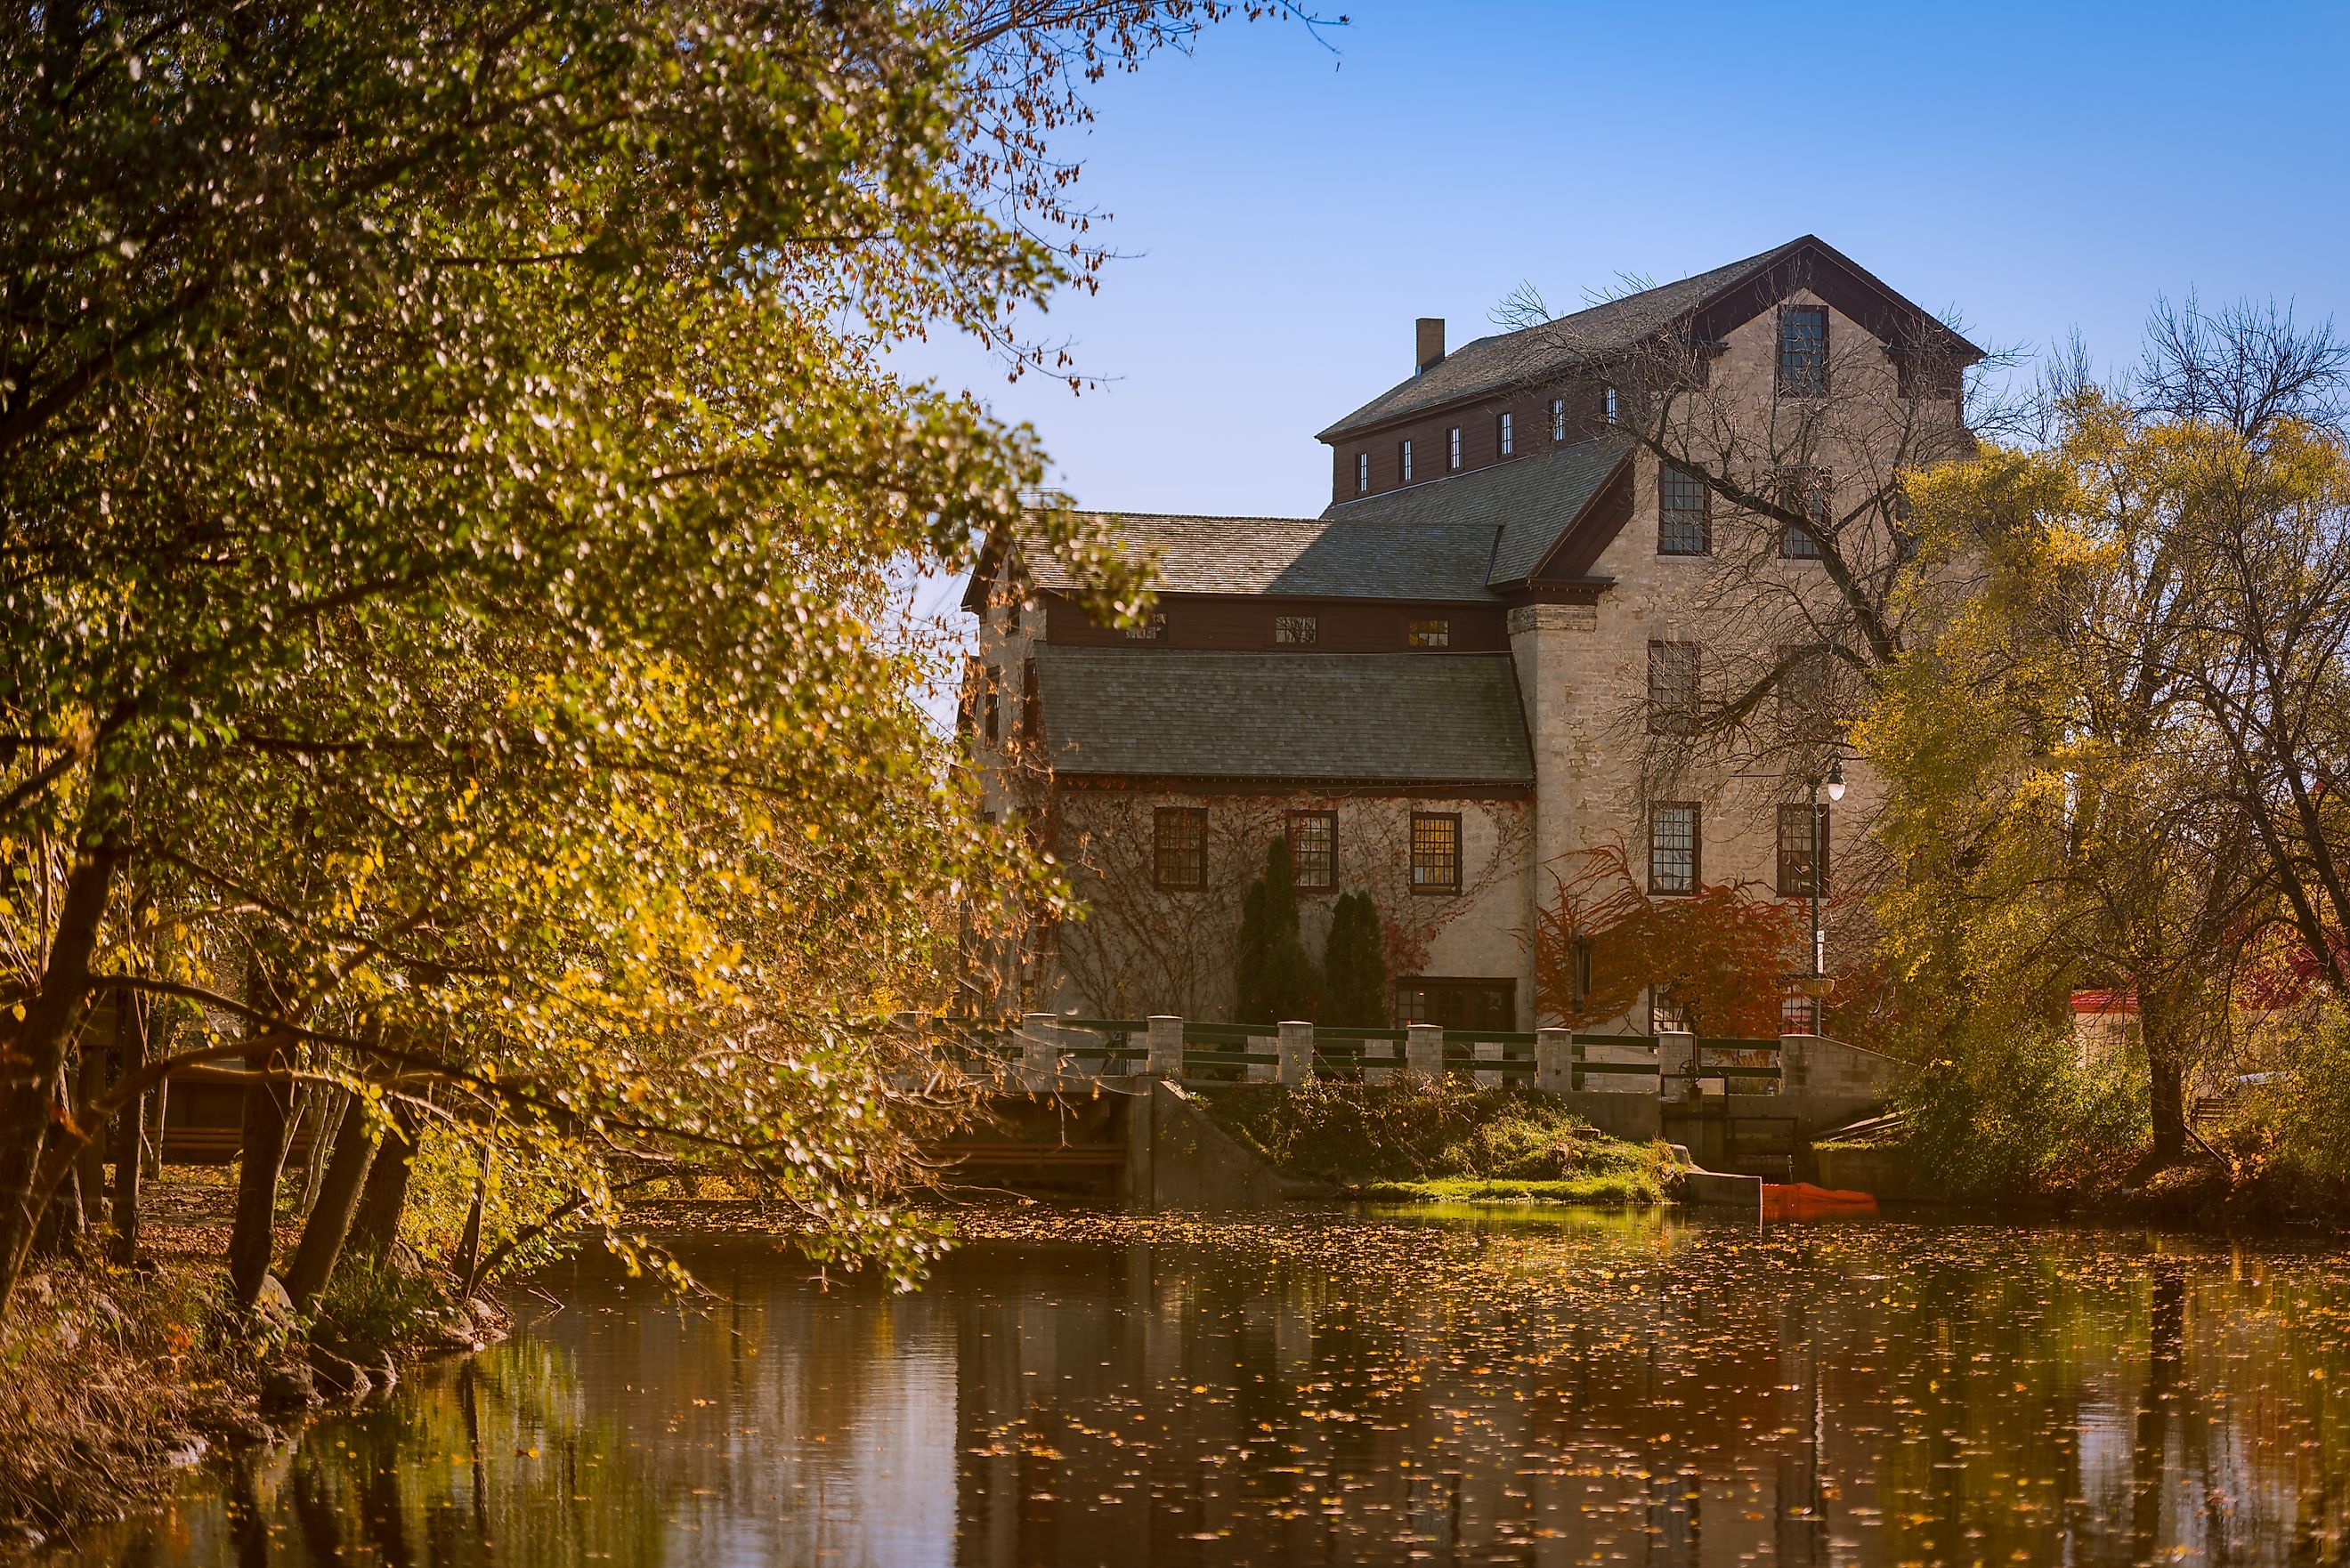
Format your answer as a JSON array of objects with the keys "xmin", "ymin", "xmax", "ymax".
[
  {"xmin": 109, "ymin": 990, "xmax": 148, "ymax": 1267},
  {"xmin": 282, "ymin": 1095, "xmax": 378, "ymax": 1313},
  {"xmin": 299, "ymin": 1091, "xmax": 349, "ymax": 1220},
  {"xmin": 142, "ymin": 1071, "xmax": 167, "ymax": 1180},
  {"xmin": 2142, "ymin": 988, "xmax": 2188, "ymax": 1168},
  {"xmin": 226, "ymin": 1030, "xmax": 296, "ymax": 1309},
  {"xmin": 346, "ymin": 1098, "xmax": 424, "ymax": 1262},
  {"xmin": 0, "ymin": 837, "xmax": 120, "ymax": 1318},
  {"xmin": 33, "ymin": 1165, "xmax": 82, "ymax": 1260},
  {"xmin": 74, "ymin": 1032, "xmax": 109, "ymax": 1231},
  {"xmin": 449, "ymin": 1151, "xmax": 490, "ymax": 1290}
]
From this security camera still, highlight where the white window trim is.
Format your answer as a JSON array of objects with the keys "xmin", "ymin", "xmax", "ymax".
[{"xmin": 1499, "ymin": 412, "xmax": 1513, "ymax": 456}]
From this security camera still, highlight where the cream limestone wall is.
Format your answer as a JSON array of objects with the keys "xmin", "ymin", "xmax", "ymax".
[{"xmin": 1509, "ymin": 290, "xmax": 1916, "ymax": 1024}]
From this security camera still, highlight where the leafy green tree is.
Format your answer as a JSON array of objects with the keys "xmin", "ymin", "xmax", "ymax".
[
  {"xmin": 0, "ymin": 0, "xmax": 1230, "ymax": 1318},
  {"xmin": 1235, "ymin": 837, "xmax": 1316, "ymax": 1024},
  {"xmin": 1321, "ymin": 892, "xmax": 1388, "ymax": 1027}
]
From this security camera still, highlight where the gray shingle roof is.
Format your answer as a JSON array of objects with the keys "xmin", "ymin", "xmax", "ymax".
[
  {"xmin": 1022, "ymin": 513, "xmax": 1503, "ymax": 601},
  {"xmin": 1316, "ymin": 239, "xmax": 1806, "ymax": 440},
  {"xmin": 1321, "ymin": 435, "xmax": 1631, "ymax": 586},
  {"xmin": 1035, "ymin": 646, "xmax": 1533, "ymax": 785}
]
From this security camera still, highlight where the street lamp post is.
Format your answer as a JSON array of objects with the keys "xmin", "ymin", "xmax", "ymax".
[{"xmin": 1807, "ymin": 757, "xmax": 1846, "ymax": 1021}]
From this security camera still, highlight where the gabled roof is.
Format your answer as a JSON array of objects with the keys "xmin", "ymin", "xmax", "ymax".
[
  {"xmin": 1035, "ymin": 645, "xmax": 1534, "ymax": 786},
  {"xmin": 1321, "ymin": 434, "xmax": 1631, "ymax": 587},
  {"xmin": 1316, "ymin": 235, "xmax": 1982, "ymax": 440},
  {"xmin": 1020, "ymin": 512, "xmax": 1503, "ymax": 602}
]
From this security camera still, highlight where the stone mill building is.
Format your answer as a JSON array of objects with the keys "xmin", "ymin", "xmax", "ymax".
[{"xmin": 962, "ymin": 236, "xmax": 1981, "ymax": 1033}]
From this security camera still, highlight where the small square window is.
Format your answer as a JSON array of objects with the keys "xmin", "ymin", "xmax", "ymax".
[
  {"xmin": 1153, "ymin": 806, "xmax": 1207, "ymax": 890},
  {"xmin": 1288, "ymin": 810, "xmax": 1337, "ymax": 892},
  {"xmin": 1649, "ymin": 804, "xmax": 1699, "ymax": 895},
  {"xmin": 1650, "ymin": 985, "xmax": 1690, "ymax": 1036},
  {"xmin": 1411, "ymin": 812, "xmax": 1462, "ymax": 894},
  {"xmin": 1777, "ymin": 803, "xmax": 1830, "ymax": 898},
  {"xmin": 1648, "ymin": 642, "xmax": 1698, "ymax": 735},
  {"xmin": 1549, "ymin": 398, "xmax": 1567, "ymax": 440},
  {"xmin": 1779, "ymin": 304, "xmax": 1828, "ymax": 397},
  {"xmin": 1275, "ymin": 615, "xmax": 1317, "ymax": 646},
  {"xmin": 1399, "ymin": 439, "xmax": 1414, "ymax": 483},
  {"xmin": 1447, "ymin": 426, "xmax": 1463, "ymax": 470},
  {"xmin": 1356, "ymin": 452, "xmax": 1370, "ymax": 493},
  {"xmin": 1781, "ymin": 989, "xmax": 1822, "ymax": 1034},
  {"xmin": 1407, "ymin": 618, "xmax": 1450, "ymax": 649},
  {"xmin": 1497, "ymin": 412, "xmax": 1513, "ymax": 456},
  {"xmin": 1658, "ymin": 465, "xmax": 1710, "ymax": 555}
]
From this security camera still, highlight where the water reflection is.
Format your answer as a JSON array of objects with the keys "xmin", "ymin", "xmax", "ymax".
[{"xmin": 78, "ymin": 1208, "xmax": 2350, "ymax": 1565}]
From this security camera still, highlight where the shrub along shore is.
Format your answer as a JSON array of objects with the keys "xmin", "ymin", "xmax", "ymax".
[{"xmin": 1207, "ymin": 1078, "xmax": 1677, "ymax": 1206}]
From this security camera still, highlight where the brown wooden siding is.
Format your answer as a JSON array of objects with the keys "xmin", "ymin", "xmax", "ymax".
[{"xmin": 1046, "ymin": 592, "xmax": 1509, "ymax": 652}]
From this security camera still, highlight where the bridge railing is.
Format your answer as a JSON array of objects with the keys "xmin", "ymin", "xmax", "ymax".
[{"xmin": 919, "ymin": 1013, "xmax": 1794, "ymax": 1097}]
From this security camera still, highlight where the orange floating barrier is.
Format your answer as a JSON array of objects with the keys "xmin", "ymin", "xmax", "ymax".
[{"xmin": 1761, "ymin": 1182, "xmax": 1880, "ymax": 1221}]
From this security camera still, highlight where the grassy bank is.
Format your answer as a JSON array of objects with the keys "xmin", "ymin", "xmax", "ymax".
[
  {"xmin": 1207, "ymin": 1077, "xmax": 1674, "ymax": 1205},
  {"xmin": 0, "ymin": 1176, "xmax": 501, "ymax": 1552}
]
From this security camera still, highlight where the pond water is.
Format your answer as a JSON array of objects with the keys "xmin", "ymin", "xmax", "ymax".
[{"xmin": 69, "ymin": 1206, "xmax": 2350, "ymax": 1566}]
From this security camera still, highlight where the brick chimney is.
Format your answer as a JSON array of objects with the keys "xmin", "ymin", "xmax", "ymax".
[{"xmin": 1415, "ymin": 317, "xmax": 1445, "ymax": 375}]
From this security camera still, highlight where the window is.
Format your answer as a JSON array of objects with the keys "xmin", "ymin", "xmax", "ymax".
[
  {"xmin": 1648, "ymin": 642, "xmax": 1699, "ymax": 735},
  {"xmin": 1780, "ymin": 989, "xmax": 1822, "ymax": 1034},
  {"xmin": 1407, "ymin": 618, "xmax": 1450, "ymax": 648},
  {"xmin": 1275, "ymin": 614, "xmax": 1317, "ymax": 645},
  {"xmin": 1603, "ymin": 384, "xmax": 1619, "ymax": 425},
  {"xmin": 1399, "ymin": 439, "xmax": 1414, "ymax": 483},
  {"xmin": 1658, "ymin": 464, "xmax": 1710, "ymax": 555},
  {"xmin": 1396, "ymin": 979, "xmax": 1516, "ymax": 1033},
  {"xmin": 983, "ymin": 664, "xmax": 1000, "ymax": 742},
  {"xmin": 1776, "ymin": 643, "xmax": 1835, "ymax": 737},
  {"xmin": 1778, "ymin": 466, "xmax": 1833, "ymax": 559},
  {"xmin": 1649, "ymin": 985, "xmax": 1689, "ymax": 1036},
  {"xmin": 1411, "ymin": 812, "xmax": 1462, "ymax": 894},
  {"xmin": 1777, "ymin": 804, "xmax": 1830, "ymax": 898},
  {"xmin": 1019, "ymin": 656, "xmax": 1039, "ymax": 740},
  {"xmin": 1153, "ymin": 806, "xmax": 1207, "ymax": 890},
  {"xmin": 1568, "ymin": 938, "xmax": 1594, "ymax": 1007},
  {"xmin": 1447, "ymin": 426, "xmax": 1463, "ymax": 471},
  {"xmin": 1288, "ymin": 810, "xmax": 1337, "ymax": 892},
  {"xmin": 1649, "ymin": 804, "xmax": 1699, "ymax": 895},
  {"xmin": 1549, "ymin": 398, "xmax": 1567, "ymax": 441},
  {"xmin": 1356, "ymin": 452, "xmax": 1370, "ymax": 494},
  {"xmin": 1122, "ymin": 612, "xmax": 1166, "ymax": 641},
  {"xmin": 1779, "ymin": 304, "xmax": 1828, "ymax": 397},
  {"xmin": 1497, "ymin": 412, "xmax": 1513, "ymax": 456}
]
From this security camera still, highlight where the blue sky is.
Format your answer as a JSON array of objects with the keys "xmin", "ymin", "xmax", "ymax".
[{"xmin": 905, "ymin": 0, "xmax": 2348, "ymax": 533}]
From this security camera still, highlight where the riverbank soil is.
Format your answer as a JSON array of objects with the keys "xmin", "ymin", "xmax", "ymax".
[{"xmin": 0, "ymin": 1173, "xmax": 504, "ymax": 1553}]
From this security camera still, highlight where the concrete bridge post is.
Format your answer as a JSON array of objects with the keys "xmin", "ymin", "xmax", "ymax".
[
  {"xmin": 1536, "ymin": 1028, "xmax": 1575, "ymax": 1094},
  {"xmin": 1277, "ymin": 1021, "xmax": 1314, "ymax": 1087},
  {"xmin": 1020, "ymin": 1012, "xmax": 1060, "ymax": 1089},
  {"xmin": 1658, "ymin": 1031, "xmax": 1698, "ymax": 1103},
  {"xmin": 1147, "ymin": 1015, "xmax": 1184, "ymax": 1078},
  {"xmin": 1405, "ymin": 1024, "xmax": 1445, "ymax": 1083}
]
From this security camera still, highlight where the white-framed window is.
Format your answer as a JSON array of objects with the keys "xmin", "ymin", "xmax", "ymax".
[
  {"xmin": 1356, "ymin": 452, "xmax": 1369, "ymax": 493},
  {"xmin": 1400, "ymin": 439, "xmax": 1414, "ymax": 483},
  {"xmin": 1549, "ymin": 398, "xmax": 1566, "ymax": 440},
  {"xmin": 1447, "ymin": 426, "xmax": 1462, "ymax": 470},
  {"xmin": 1275, "ymin": 615, "xmax": 1318, "ymax": 645},
  {"xmin": 1498, "ymin": 411, "xmax": 1513, "ymax": 455},
  {"xmin": 1604, "ymin": 384, "xmax": 1619, "ymax": 425}
]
